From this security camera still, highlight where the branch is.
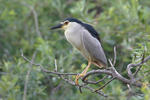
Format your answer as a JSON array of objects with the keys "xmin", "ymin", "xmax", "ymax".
[
  {"xmin": 21, "ymin": 51, "xmax": 77, "ymax": 76},
  {"xmin": 23, "ymin": 51, "xmax": 37, "ymax": 100},
  {"xmin": 134, "ymin": 52, "xmax": 145, "ymax": 77},
  {"xmin": 113, "ymin": 46, "xmax": 117, "ymax": 66},
  {"xmin": 21, "ymin": 50, "xmax": 107, "ymax": 97},
  {"xmin": 21, "ymin": 48, "xmax": 150, "ymax": 97},
  {"xmin": 95, "ymin": 77, "xmax": 115, "ymax": 92},
  {"xmin": 40, "ymin": 67, "xmax": 78, "ymax": 75},
  {"xmin": 127, "ymin": 55, "xmax": 150, "ymax": 81},
  {"xmin": 82, "ymin": 75, "xmax": 108, "ymax": 84}
]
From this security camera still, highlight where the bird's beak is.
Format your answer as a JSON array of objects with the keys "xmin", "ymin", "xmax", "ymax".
[{"xmin": 51, "ymin": 24, "xmax": 63, "ymax": 30}]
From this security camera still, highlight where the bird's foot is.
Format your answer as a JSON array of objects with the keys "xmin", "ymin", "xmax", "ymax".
[
  {"xmin": 75, "ymin": 61, "xmax": 91, "ymax": 85},
  {"xmin": 75, "ymin": 73, "xmax": 85, "ymax": 85}
]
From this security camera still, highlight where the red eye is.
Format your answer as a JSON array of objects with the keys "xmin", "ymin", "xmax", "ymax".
[{"xmin": 64, "ymin": 21, "xmax": 69, "ymax": 25}]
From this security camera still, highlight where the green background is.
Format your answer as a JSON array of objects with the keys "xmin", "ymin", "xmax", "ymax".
[{"xmin": 0, "ymin": 0, "xmax": 150, "ymax": 100}]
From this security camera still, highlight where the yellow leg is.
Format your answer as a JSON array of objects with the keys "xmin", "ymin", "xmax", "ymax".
[{"xmin": 75, "ymin": 61, "xmax": 91, "ymax": 85}]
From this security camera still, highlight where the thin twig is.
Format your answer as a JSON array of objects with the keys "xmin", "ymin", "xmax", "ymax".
[
  {"xmin": 21, "ymin": 50, "xmax": 143, "ymax": 87},
  {"xmin": 127, "ymin": 55, "xmax": 150, "ymax": 80},
  {"xmin": 108, "ymin": 59, "xmax": 116, "ymax": 70},
  {"xmin": 59, "ymin": 75, "xmax": 107, "ymax": 96},
  {"xmin": 82, "ymin": 75, "xmax": 108, "ymax": 84},
  {"xmin": 21, "ymin": 49, "xmax": 150, "ymax": 97},
  {"xmin": 134, "ymin": 52, "xmax": 145, "ymax": 77},
  {"xmin": 21, "ymin": 51, "xmax": 107, "ymax": 97},
  {"xmin": 40, "ymin": 67, "xmax": 78, "ymax": 75},
  {"xmin": 21, "ymin": 51, "xmax": 77, "ymax": 75},
  {"xmin": 95, "ymin": 77, "xmax": 115, "ymax": 92},
  {"xmin": 127, "ymin": 84, "xmax": 133, "ymax": 100},
  {"xmin": 54, "ymin": 59, "xmax": 58, "ymax": 72},
  {"xmin": 84, "ymin": 85, "xmax": 108, "ymax": 97},
  {"xmin": 23, "ymin": 51, "xmax": 37, "ymax": 100},
  {"xmin": 113, "ymin": 46, "xmax": 117, "ymax": 66},
  {"xmin": 127, "ymin": 84, "xmax": 132, "ymax": 91}
]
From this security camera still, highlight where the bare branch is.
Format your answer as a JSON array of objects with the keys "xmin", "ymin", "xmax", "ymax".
[
  {"xmin": 59, "ymin": 74, "xmax": 107, "ymax": 97},
  {"xmin": 113, "ymin": 46, "xmax": 117, "ymax": 66},
  {"xmin": 95, "ymin": 77, "xmax": 115, "ymax": 92},
  {"xmin": 21, "ymin": 49, "xmax": 150, "ymax": 97},
  {"xmin": 23, "ymin": 51, "xmax": 37, "ymax": 100},
  {"xmin": 84, "ymin": 85, "xmax": 108, "ymax": 97},
  {"xmin": 127, "ymin": 84, "xmax": 132, "ymax": 91},
  {"xmin": 82, "ymin": 75, "xmax": 108, "ymax": 84},
  {"xmin": 108, "ymin": 59, "xmax": 116, "ymax": 70},
  {"xmin": 21, "ymin": 51, "xmax": 77, "ymax": 76},
  {"xmin": 21, "ymin": 51, "xmax": 107, "ymax": 97},
  {"xmin": 40, "ymin": 67, "xmax": 78, "ymax": 75},
  {"xmin": 54, "ymin": 59, "xmax": 58, "ymax": 72},
  {"xmin": 127, "ymin": 55, "xmax": 150, "ymax": 80},
  {"xmin": 134, "ymin": 52, "xmax": 145, "ymax": 77}
]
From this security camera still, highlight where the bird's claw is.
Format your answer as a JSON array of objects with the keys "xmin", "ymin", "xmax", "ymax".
[{"xmin": 75, "ymin": 74, "xmax": 85, "ymax": 85}]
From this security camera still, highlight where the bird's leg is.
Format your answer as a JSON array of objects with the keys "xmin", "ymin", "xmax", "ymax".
[{"xmin": 75, "ymin": 61, "xmax": 91, "ymax": 85}]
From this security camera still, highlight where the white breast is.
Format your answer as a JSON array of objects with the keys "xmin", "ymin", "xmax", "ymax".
[
  {"xmin": 64, "ymin": 22, "xmax": 83, "ymax": 50},
  {"xmin": 64, "ymin": 22, "xmax": 90, "ymax": 59}
]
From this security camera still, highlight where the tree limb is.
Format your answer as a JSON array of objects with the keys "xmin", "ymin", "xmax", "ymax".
[
  {"xmin": 21, "ymin": 48, "xmax": 150, "ymax": 97},
  {"xmin": 127, "ymin": 55, "xmax": 150, "ymax": 81},
  {"xmin": 23, "ymin": 51, "xmax": 37, "ymax": 100}
]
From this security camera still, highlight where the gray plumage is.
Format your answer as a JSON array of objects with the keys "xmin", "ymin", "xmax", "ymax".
[
  {"xmin": 82, "ymin": 30, "xmax": 107, "ymax": 66},
  {"xmin": 51, "ymin": 18, "xmax": 108, "ymax": 85},
  {"xmin": 64, "ymin": 21, "xmax": 107, "ymax": 67}
]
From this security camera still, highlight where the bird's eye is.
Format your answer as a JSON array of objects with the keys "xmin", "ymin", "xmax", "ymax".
[{"xmin": 64, "ymin": 21, "xmax": 69, "ymax": 25}]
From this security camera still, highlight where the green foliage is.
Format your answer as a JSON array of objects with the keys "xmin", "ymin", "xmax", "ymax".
[{"xmin": 0, "ymin": 0, "xmax": 150, "ymax": 100}]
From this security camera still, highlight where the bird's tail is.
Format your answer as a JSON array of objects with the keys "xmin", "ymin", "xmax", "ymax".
[{"xmin": 92, "ymin": 61, "xmax": 107, "ymax": 69}]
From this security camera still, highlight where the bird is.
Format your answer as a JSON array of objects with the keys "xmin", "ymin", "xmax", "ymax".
[{"xmin": 51, "ymin": 18, "xmax": 107, "ymax": 85}]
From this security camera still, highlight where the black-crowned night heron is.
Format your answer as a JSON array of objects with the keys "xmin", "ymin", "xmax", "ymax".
[{"xmin": 51, "ymin": 18, "xmax": 107, "ymax": 85}]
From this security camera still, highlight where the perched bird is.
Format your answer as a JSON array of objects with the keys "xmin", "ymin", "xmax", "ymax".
[{"xmin": 51, "ymin": 18, "xmax": 107, "ymax": 85}]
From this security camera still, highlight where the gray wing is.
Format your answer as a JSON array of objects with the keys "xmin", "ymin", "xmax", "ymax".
[{"xmin": 82, "ymin": 30, "xmax": 107, "ymax": 66}]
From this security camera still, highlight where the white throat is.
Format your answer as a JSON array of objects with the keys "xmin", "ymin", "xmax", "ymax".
[
  {"xmin": 65, "ymin": 22, "xmax": 82, "ymax": 31},
  {"xmin": 64, "ymin": 22, "xmax": 84, "ymax": 50}
]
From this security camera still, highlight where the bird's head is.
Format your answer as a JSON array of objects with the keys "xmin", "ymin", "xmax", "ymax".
[{"xmin": 51, "ymin": 18, "xmax": 82, "ymax": 30}]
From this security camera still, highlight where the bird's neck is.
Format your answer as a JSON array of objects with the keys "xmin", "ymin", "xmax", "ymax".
[{"xmin": 65, "ymin": 22, "xmax": 83, "ymax": 32}]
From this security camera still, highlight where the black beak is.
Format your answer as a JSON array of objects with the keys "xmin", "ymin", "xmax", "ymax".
[{"xmin": 51, "ymin": 24, "xmax": 63, "ymax": 30}]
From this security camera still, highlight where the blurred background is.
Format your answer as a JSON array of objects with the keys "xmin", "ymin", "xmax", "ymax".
[{"xmin": 0, "ymin": 0, "xmax": 150, "ymax": 100}]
